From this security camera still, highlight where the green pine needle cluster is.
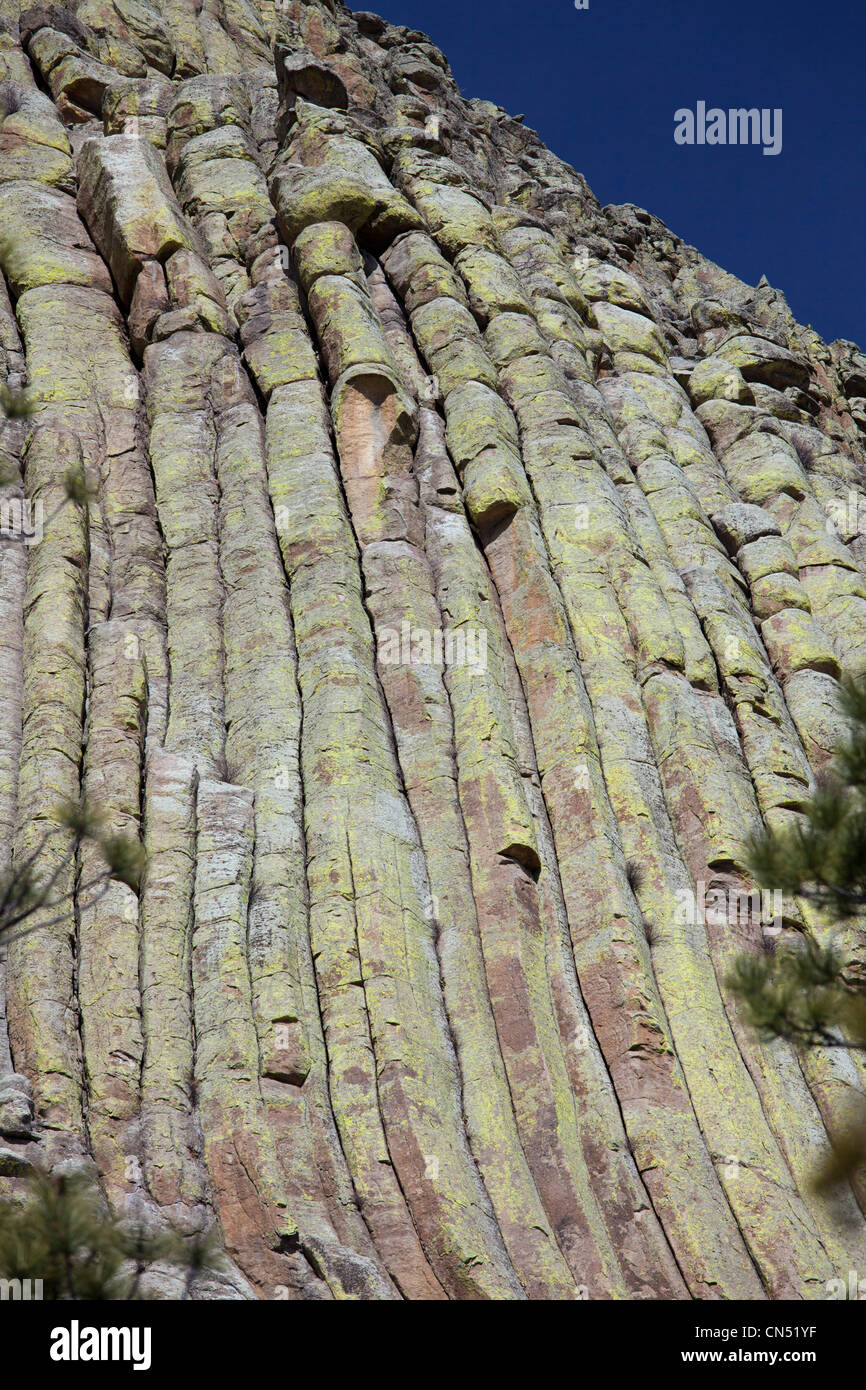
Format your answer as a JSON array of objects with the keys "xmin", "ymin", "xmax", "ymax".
[
  {"xmin": 726, "ymin": 676, "xmax": 866, "ymax": 1192},
  {"xmin": 0, "ymin": 382, "xmax": 36, "ymax": 420},
  {"xmin": 0, "ymin": 799, "xmax": 145, "ymax": 950},
  {"xmin": 727, "ymin": 941, "xmax": 866, "ymax": 1052},
  {"xmin": 1, "ymin": 376, "xmax": 94, "ymax": 539},
  {"xmin": 0, "ymin": 1170, "xmax": 222, "ymax": 1300},
  {"xmin": 743, "ymin": 677, "xmax": 866, "ymax": 916},
  {"xmin": 61, "ymin": 465, "xmax": 98, "ymax": 508}
]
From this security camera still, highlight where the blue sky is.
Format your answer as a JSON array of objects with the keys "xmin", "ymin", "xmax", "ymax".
[{"xmin": 375, "ymin": 0, "xmax": 865, "ymax": 348}]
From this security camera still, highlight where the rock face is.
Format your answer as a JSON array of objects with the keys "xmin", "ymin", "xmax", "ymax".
[{"xmin": 1, "ymin": 0, "xmax": 866, "ymax": 1301}]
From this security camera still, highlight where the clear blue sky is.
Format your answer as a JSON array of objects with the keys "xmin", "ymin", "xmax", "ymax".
[{"xmin": 375, "ymin": 0, "xmax": 865, "ymax": 348}]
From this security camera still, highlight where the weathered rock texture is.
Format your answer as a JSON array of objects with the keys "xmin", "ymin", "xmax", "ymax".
[{"xmin": 1, "ymin": 0, "xmax": 866, "ymax": 1301}]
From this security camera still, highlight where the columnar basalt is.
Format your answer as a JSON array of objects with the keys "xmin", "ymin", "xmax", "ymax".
[{"xmin": 1, "ymin": 0, "xmax": 866, "ymax": 1300}]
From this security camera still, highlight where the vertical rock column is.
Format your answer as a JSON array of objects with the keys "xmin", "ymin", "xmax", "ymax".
[
  {"xmin": 0, "ymin": 170, "xmax": 127, "ymax": 1170},
  {"xmin": 297, "ymin": 222, "xmax": 587, "ymax": 1299},
  {"xmin": 168, "ymin": 89, "xmax": 401, "ymax": 1298},
  {"xmin": 380, "ymin": 206, "xmax": 762, "ymax": 1298},
  {"xmin": 267, "ymin": 135, "xmax": 527, "ymax": 1294}
]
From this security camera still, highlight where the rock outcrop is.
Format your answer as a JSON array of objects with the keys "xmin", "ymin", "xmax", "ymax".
[{"xmin": 1, "ymin": 0, "xmax": 866, "ymax": 1300}]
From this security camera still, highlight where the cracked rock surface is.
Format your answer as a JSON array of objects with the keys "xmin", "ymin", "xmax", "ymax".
[{"xmin": 1, "ymin": 0, "xmax": 866, "ymax": 1300}]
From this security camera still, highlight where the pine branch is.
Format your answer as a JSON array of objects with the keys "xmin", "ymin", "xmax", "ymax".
[
  {"xmin": 0, "ymin": 801, "xmax": 144, "ymax": 951},
  {"xmin": 0, "ymin": 1170, "xmax": 225, "ymax": 1301},
  {"xmin": 726, "ymin": 676, "xmax": 866, "ymax": 1190}
]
